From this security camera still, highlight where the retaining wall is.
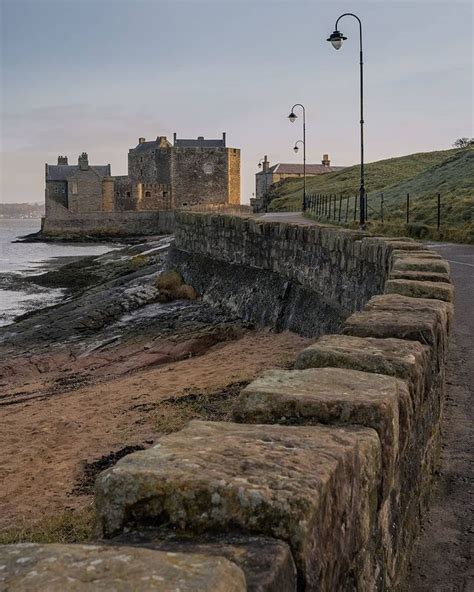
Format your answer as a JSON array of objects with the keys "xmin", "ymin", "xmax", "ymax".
[
  {"xmin": 1, "ymin": 214, "xmax": 454, "ymax": 591},
  {"xmin": 42, "ymin": 210, "xmax": 175, "ymax": 237}
]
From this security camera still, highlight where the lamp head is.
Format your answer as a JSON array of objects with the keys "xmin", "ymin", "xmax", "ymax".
[
  {"xmin": 293, "ymin": 145, "xmax": 299, "ymax": 153},
  {"xmin": 327, "ymin": 30, "xmax": 347, "ymax": 50},
  {"xmin": 288, "ymin": 112, "xmax": 297, "ymax": 123}
]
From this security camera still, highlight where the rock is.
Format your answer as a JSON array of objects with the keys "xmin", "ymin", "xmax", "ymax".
[
  {"xmin": 106, "ymin": 532, "xmax": 297, "ymax": 592},
  {"xmin": 95, "ymin": 420, "xmax": 381, "ymax": 590},
  {"xmin": 384, "ymin": 279, "xmax": 454, "ymax": 302},
  {"xmin": 0, "ymin": 543, "xmax": 246, "ymax": 591},
  {"xmin": 156, "ymin": 269, "xmax": 183, "ymax": 291}
]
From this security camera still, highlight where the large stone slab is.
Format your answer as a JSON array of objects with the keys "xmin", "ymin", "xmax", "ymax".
[
  {"xmin": 232, "ymin": 367, "xmax": 410, "ymax": 494},
  {"xmin": 388, "ymin": 269, "xmax": 451, "ymax": 284},
  {"xmin": 392, "ymin": 257, "xmax": 450, "ymax": 274},
  {"xmin": 0, "ymin": 543, "xmax": 246, "ymax": 591},
  {"xmin": 384, "ymin": 279, "xmax": 454, "ymax": 302},
  {"xmin": 95, "ymin": 420, "xmax": 382, "ymax": 591},
  {"xmin": 107, "ymin": 532, "xmax": 297, "ymax": 592},
  {"xmin": 294, "ymin": 334, "xmax": 431, "ymax": 407},
  {"xmin": 343, "ymin": 295, "xmax": 452, "ymax": 369}
]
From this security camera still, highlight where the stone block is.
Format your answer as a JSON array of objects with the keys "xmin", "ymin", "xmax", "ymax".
[
  {"xmin": 0, "ymin": 543, "xmax": 246, "ymax": 592},
  {"xmin": 294, "ymin": 334, "xmax": 431, "ymax": 407},
  {"xmin": 107, "ymin": 532, "xmax": 297, "ymax": 592},
  {"xmin": 95, "ymin": 420, "xmax": 381, "ymax": 591},
  {"xmin": 388, "ymin": 269, "xmax": 451, "ymax": 283},
  {"xmin": 391, "ymin": 249, "xmax": 442, "ymax": 260},
  {"xmin": 232, "ymin": 367, "xmax": 410, "ymax": 493},
  {"xmin": 392, "ymin": 257, "xmax": 450, "ymax": 274},
  {"xmin": 384, "ymin": 279, "xmax": 454, "ymax": 302}
]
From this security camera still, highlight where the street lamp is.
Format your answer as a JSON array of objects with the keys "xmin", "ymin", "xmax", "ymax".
[
  {"xmin": 327, "ymin": 14, "xmax": 366, "ymax": 228},
  {"xmin": 287, "ymin": 104, "xmax": 306, "ymax": 211}
]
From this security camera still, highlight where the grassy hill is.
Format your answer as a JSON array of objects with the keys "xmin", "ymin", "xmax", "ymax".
[{"xmin": 268, "ymin": 148, "xmax": 473, "ymax": 230}]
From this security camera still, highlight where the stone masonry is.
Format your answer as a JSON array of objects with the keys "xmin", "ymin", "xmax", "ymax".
[{"xmin": 2, "ymin": 215, "xmax": 454, "ymax": 590}]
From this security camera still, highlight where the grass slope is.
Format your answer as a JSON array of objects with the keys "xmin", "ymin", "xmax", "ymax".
[{"xmin": 269, "ymin": 148, "xmax": 473, "ymax": 229}]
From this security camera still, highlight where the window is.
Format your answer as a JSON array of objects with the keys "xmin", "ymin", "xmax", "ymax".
[
  {"xmin": 71, "ymin": 182, "xmax": 78, "ymax": 195},
  {"xmin": 126, "ymin": 191, "xmax": 131, "ymax": 198},
  {"xmin": 145, "ymin": 191, "xmax": 151, "ymax": 197}
]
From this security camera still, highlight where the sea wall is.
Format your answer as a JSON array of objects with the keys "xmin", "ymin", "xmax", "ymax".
[
  {"xmin": 41, "ymin": 210, "xmax": 175, "ymax": 238},
  {"xmin": 3, "ymin": 214, "xmax": 454, "ymax": 591}
]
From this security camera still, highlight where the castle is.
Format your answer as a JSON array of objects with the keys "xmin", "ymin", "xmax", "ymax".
[{"xmin": 43, "ymin": 133, "xmax": 240, "ymax": 236}]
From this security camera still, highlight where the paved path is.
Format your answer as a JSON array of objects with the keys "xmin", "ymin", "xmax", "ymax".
[{"xmin": 406, "ymin": 242, "xmax": 474, "ymax": 591}]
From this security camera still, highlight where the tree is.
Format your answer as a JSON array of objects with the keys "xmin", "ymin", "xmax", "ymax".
[{"xmin": 453, "ymin": 138, "xmax": 474, "ymax": 149}]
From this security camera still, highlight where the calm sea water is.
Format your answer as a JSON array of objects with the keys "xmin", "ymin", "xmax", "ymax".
[{"xmin": 0, "ymin": 219, "xmax": 117, "ymax": 326}]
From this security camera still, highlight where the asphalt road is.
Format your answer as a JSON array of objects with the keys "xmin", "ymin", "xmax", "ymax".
[{"xmin": 405, "ymin": 242, "xmax": 474, "ymax": 591}]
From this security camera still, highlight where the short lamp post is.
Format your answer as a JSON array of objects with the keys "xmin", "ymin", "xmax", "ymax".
[
  {"xmin": 287, "ymin": 104, "xmax": 306, "ymax": 211},
  {"xmin": 327, "ymin": 14, "xmax": 366, "ymax": 228}
]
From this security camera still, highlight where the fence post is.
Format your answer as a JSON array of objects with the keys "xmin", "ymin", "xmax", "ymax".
[
  {"xmin": 354, "ymin": 195, "xmax": 357, "ymax": 221},
  {"xmin": 406, "ymin": 193, "xmax": 410, "ymax": 224},
  {"xmin": 437, "ymin": 193, "xmax": 441, "ymax": 230},
  {"xmin": 345, "ymin": 196, "xmax": 349, "ymax": 222},
  {"xmin": 381, "ymin": 193, "xmax": 384, "ymax": 224}
]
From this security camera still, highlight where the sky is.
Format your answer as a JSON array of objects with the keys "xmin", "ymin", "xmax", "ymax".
[{"xmin": 0, "ymin": 0, "xmax": 472, "ymax": 204}]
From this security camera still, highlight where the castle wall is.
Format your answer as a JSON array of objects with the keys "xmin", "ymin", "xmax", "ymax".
[
  {"xmin": 227, "ymin": 148, "xmax": 241, "ymax": 204},
  {"xmin": 42, "ymin": 210, "xmax": 175, "ymax": 237},
  {"xmin": 171, "ymin": 147, "xmax": 228, "ymax": 207},
  {"xmin": 67, "ymin": 168, "xmax": 103, "ymax": 214}
]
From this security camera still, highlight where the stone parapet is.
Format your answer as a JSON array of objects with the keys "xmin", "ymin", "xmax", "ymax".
[{"xmin": 4, "ymin": 216, "xmax": 453, "ymax": 590}]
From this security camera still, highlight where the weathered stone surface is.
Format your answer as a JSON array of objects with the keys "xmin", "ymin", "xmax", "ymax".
[
  {"xmin": 107, "ymin": 532, "xmax": 297, "ymax": 592},
  {"xmin": 232, "ymin": 367, "xmax": 410, "ymax": 494},
  {"xmin": 95, "ymin": 420, "xmax": 381, "ymax": 591},
  {"xmin": 294, "ymin": 334, "xmax": 431, "ymax": 407},
  {"xmin": 343, "ymin": 295, "xmax": 451, "ymax": 379},
  {"xmin": 384, "ymin": 279, "xmax": 454, "ymax": 302},
  {"xmin": 388, "ymin": 269, "xmax": 451, "ymax": 284},
  {"xmin": 391, "ymin": 249, "xmax": 443, "ymax": 260},
  {"xmin": 392, "ymin": 257, "xmax": 450, "ymax": 274},
  {"xmin": 384, "ymin": 241, "xmax": 424, "ymax": 251},
  {"xmin": 0, "ymin": 543, "xmax": 246, "ymax": 591}
]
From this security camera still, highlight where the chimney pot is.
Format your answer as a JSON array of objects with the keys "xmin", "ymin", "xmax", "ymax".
[
  {"xmin": 138, "ymin": 137, "xmax": 146, "ymax": 144},
  {"xmin": 322, "ymin": 153, "xmax": 331, "ymax": 166},
  {"xmin": 57, "ymin": 155, "xmax": 68, "ymax": 165}
]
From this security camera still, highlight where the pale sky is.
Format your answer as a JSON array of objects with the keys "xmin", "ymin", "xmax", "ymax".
[{"xmin": 1, "ymin": 0, "xmax": 472, "ymax": 204}]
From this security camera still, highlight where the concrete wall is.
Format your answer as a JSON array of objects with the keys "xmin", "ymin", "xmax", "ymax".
[{"xmin": 42, "ymin": 210, "xmax": 175, "ymax": 237}]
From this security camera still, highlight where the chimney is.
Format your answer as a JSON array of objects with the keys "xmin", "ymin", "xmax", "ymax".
[
  {"xmin": 262, "ymin": 155, "xmax": 269, "ymax": 172},
  {"xmin": 322, "ymin": 153, "xmax": 331, "ymax": 167},
  {"xmin": 157, "ymin": 136, "xmax": 169, "ymax": 148},
  {"xmin": 57, "ymin": 155, "xmax": 68, "ymax": 165},
  {"xmin": 222, "ymin": 132, "xmax": 226, "ymax": 146},
  {"xmin": 78, "ymin": 152, "xmax": 89, "ymax": 170},
  {"xmin": 138, "ymin": 137, "xmax": 146, "ymax": 144},
  {"xmin": 173, "ymin": 132, "xmax": 177, "ymax": 144}
]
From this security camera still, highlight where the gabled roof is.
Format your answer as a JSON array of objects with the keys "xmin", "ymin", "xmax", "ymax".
[
  {"xmin": 263, "ymin": 163, "xmax": 345, "ymax": 175},
  {"xmin": 46, "ymin": 165, "xmax": 111, "ymax": 181}
]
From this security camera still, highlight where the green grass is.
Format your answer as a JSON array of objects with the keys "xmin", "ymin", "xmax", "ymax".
[
  {"xmin": 0, "ymin": 506, "xmax": 95, "ymax": 545},
  {"xmin": 268, "ymin": 148, "xmax": 473, "ymax": 231}
]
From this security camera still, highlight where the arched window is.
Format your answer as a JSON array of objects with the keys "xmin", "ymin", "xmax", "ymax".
[{"xmin": 145, "ymin": 191, "xmax": 151, "ymax": 197}]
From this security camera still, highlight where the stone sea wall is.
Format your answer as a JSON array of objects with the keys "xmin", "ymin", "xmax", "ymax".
[
  {"xmin": 41, "ymin": 210, "xmax": 175, "ymax": 238},
  {"xmin": 1, "ymin": 214, "xmax": 454, "ymax": 591}
]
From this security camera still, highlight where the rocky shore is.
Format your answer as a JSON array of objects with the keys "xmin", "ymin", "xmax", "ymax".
[{"xmin": 0, "ymin": 236, "xmax": 311, "ymax": 534}]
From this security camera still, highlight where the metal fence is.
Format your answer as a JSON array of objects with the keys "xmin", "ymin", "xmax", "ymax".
[{"xmin": 305, "ymin": 192, "xmax": 444, "ymax": 230}]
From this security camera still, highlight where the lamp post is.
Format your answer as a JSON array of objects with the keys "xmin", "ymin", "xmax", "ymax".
[
  {"xmin": 327, "ymin": 14, "xmax": 366, "ymax": 228},
  {"xmin": 287, "ymin": 104, "xmax": 306, "ymax": 211}
]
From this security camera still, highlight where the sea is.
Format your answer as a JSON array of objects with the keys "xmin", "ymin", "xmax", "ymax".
[{"xmin": 0, "ymin": 219, "xmax": 117, "ymax": 327}]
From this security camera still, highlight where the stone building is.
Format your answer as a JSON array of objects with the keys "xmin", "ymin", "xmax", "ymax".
[
  {"xmin": 255, "ymin": 154, "xmax": 344, "ymax": 203},
  {"xmin": 43, "ymin": 133, "xmax": 241, "ymax": 236}
]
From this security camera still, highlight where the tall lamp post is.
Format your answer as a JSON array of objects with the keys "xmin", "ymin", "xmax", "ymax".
[
  {"xmin": 327, "ymin": 14, "xmax": 366, "ymax": 228},
  {"xmin": 287, "ymin": 104, "xmax": 306, "ymax": 211}
]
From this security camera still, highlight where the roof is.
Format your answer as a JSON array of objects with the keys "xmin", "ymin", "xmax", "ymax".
[
  {"xmin": 261, "ymin": 163, "xmax": 345, "ymax": 175},
  {"xmin": 46, "ymin": 165, "xmax": 111, "ymax": 181},
  {"xmin": 174, "ymin": 138, "xmax": 225, "ymax": 148}
]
